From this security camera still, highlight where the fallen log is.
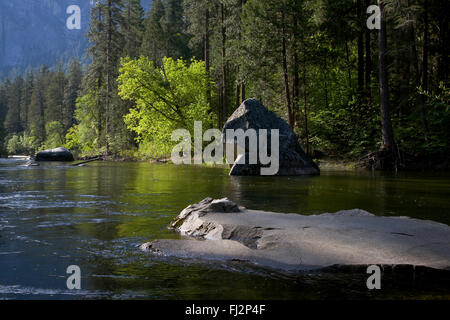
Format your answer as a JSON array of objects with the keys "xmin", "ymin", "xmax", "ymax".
[{"xmin": 71, "ymin": 157, "xmax": 102, "ymax": 167}]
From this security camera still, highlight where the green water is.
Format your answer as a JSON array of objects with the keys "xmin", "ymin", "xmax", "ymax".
[{"xmin": 0, "ymin": 159, "xmax": 449, "ymax": 299}]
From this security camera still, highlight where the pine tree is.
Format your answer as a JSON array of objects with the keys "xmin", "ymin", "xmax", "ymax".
[
  {"xmin": 4, "ymin": 75, "xmax": 23, "ymax": 134},
  {"xmin": 184, "ymin": 0, "xmax": 216, "ymax": 115},
  {"xmin": 20, "ymin": 70, "xmax": 34, "ymax": 133},
  {"xmin": 63, "ymin": 59, "xmax": 83, "ymax": 132},
  {"xmin": 377, "ymin": 0, "xmax": 395, "ymax": 151},
  {"xmin": 0, "ymin": 79, "xmax": 9, "ymax": 123},
  {"xmin": 121, "ymin": 0, "xmax": 145, "ymax": 58},
  {"xmin": 225, "ymin": 0, "xmax": 247, "ymax": 107},
  {"xmin": 241, "ymin": 0, "xmax": 307, "ymax": 129},
  {"xmin": 0, "ymin": 79, "xmax": 9, "ymax": 150},
  {"xmin": 142, "ymin": 0, "xmax": 167, "ymax": 65},
  {"xmin": 84, "ymin": 0, "xmax": 125, "ymax": 154},
  {"xmin": 28, "ymin": 66, "xmax": 49, "ymax": 146},
  {"xmin": 45, "ymin": 63, "xmax": 66, "ymax": 124},
  {"xmin": 161, "ymin": 0, "xmax": 191, "ymax": 59}
]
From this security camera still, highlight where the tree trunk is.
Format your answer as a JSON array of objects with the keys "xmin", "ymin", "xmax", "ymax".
[
  {"xmin": 420, "ymin": 0, "xmax": 430, "ymax": 142},
  {"xmin": 204, "ymin": 7, "xmax": 211, "ymax": 110},
  {"xmin": 292, "ymin": 10, "xmax": 300, "ymax": 128},
  {"xmin": 357, "ymin": 0, "xmax": 364, "ymax": 94},
  {"xmin": 105, "ymin": 0, "xmax": 112, "ymax": 155},
  {"xmin": 220, "ymin": 3, "xmax": 228, "ymax": 126},
  {"xmin": 234, "ymin": 82, "xmax": 245, "ymax": 108},
  {"xmin": 323, "ymin": 56, "xmax": 329, "ymax": 108},
  {"xmin": 240, "ymin": 0, "xmax": 246, "ymax": 104},
  {"xmin": 281, "ymin": 12, "xmax": 294, "ymax": 129},
  {"xmin": 407, "ymin": 0, "xmax": 429, "ymax": 144},
  {"xmin": 377, "ymin": 0, "xmax": 395, "ymax": 150},
  {"xmin": 344, "ymin": 37, "xmax": 352, "ymax": 90},
  {"xmin": 96, "ymin": 6, "xmax": 103, "ymax": 150},
  {"xmin": 303, "ymin": 45, "xmax": 309, "ymax": 156},
  {"xmin": 365, "ymin": 19, "xmax": 371, "ymax": 96},
  {"xmin": 437, "ymin": 0, "xmax": 448, "ymax": 83}
]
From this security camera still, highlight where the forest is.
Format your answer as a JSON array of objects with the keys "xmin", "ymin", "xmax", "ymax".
[{"xmin": 0, "ymin": 0, "xmax": 448, "ymax": 169}]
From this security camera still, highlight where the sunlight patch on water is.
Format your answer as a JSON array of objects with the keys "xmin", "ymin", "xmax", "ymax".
[{"xmin": 0, "ymin": 284, "xmax": 108, "ymax": 298}]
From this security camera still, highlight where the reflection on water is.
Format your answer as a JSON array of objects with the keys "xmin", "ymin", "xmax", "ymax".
[{"xmin": 0, "ymin": 159, "xmax": 449, "ymax": 299}]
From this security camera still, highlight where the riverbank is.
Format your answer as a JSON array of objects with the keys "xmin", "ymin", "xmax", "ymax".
[
  {"xmin": 75, "ymin": 151, "xmax": 450, "ymax": 172},
  {"xmin": 4, "ymin": 148, "xmax": 449, "ymax": 172},
  {"xmin": 141, "ymin": 198, "xmax": 450, "ymax": 272}
]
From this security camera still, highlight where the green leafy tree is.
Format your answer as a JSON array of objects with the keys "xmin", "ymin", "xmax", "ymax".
[
  {"xmin": 117, "ymin": 56, "xmax": 215, "ymax": 157},
  {"xmin": 65, "ymin": 93, "xmax": 100, "ymax": 155}
]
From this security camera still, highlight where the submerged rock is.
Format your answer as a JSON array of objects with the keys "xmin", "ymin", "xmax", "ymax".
[
  {"xmin": 35, "ymin": 147, "xmax": 74, "ymax": 162},
  {"xmin": 141, "ymin": 198, "xmax": 450, "ymax": 271},
  {"xmin": 23, "ymin": 160, "xmax": 39, "ymax": 167},
  {"xmin": 222, "ymin": 99, "xmax": 319, "ymax": 176}
]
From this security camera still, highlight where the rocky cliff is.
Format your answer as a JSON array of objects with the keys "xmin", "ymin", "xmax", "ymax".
[{"xmin": 0, "ymin": 0, "xmax": 152, "ymax": 76}]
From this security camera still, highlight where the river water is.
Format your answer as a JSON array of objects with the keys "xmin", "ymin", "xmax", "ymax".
[{"xmin": 0, "ymin": 158, "xmax": 449, "ymax": 299}]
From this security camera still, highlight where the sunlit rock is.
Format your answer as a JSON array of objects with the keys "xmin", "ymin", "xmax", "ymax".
[{"xmin": 141, "ymin": 198, "xmax": 450, "ymax": 271}]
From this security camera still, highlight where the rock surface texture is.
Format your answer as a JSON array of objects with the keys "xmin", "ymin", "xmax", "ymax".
[
  {"xmin": 222, "ymin": 99, "xmax": 320, "ymax": 176},
  {"xmin": 141, "ymin": 198, "xmax": 450, "ymax": 271},
  {"xmin": 35, "ymin": 147, "xmax": 74, "ymax": 162}
]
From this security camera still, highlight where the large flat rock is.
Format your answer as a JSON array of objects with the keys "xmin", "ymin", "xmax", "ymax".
[{"xmin": 141, "ymin": 198, "xmax": 450, "ymax": 271}]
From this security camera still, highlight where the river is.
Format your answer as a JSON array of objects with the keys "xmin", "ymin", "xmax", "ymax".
[{"xmin": 0, "ymin": 158, "xmax": 449, "ymax": 299}]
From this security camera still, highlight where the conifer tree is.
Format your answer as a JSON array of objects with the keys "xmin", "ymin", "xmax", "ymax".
[
  {"xmin": 28, "ymin": 66, "xmax": 50, "ymax": 146},
  {"xmin": 161, "ymin": 0, "xmax": 190, "ymax": 59},
  {"xmin": 45, "ymin": 63, "xmax": 66, "ymax": 124},
  {"xmin": 142, "ymin": 0, "xmax": 167, "ymax": 65},
  {"xmin": 20, "ymin": 70, "xmax": 34, "ymax": 133},
  {"xmin": 4, "ymin": 75, "xmax": 23, "ymax": 134},
  {"xmin": 121, "ymin": 0, "xmax": 145, "ymax": 59},
  {"xmin": 84, "ymin": 0, "xmax": 125, "ymax": 154},
  {"xmin": 63, "ymin": 59, "xmax": 83, "ymax": 132}
]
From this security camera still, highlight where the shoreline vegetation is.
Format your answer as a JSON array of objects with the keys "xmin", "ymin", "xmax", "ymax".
[
  {"xmin": 3, "ymin": 153, "xmax": 450, "ymax": 173},
  {"xmin": 0, "ymin": 0, "xmax": 448, "ymax": 172}
]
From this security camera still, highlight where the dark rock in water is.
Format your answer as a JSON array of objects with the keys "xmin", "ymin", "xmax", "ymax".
[
  {"xmin": 35, "ymin": 147, "xmax": 74, "ymax": 162},
  {"xmin": 222, "ymin": 99, "xmax": 319, "ymax": 176}
]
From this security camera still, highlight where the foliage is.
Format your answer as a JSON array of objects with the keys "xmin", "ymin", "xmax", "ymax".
[
  {"xmin": 0, "ymin": 0, "xmax": 449, "ymax": 164},
  {"xmin": 118, "ymin": 56, "xmax": 215, "ymax": 157},
  {"xmin": 6, "ymin": 133, "xmax": 37, "ymax": 155},
  {"xmin": 43, "ymin": 121, "xmax": 65, "ymax": 150},
  {"xmin": 65, "ymin": 93, "xmax": 101, "ymax": 156}
]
